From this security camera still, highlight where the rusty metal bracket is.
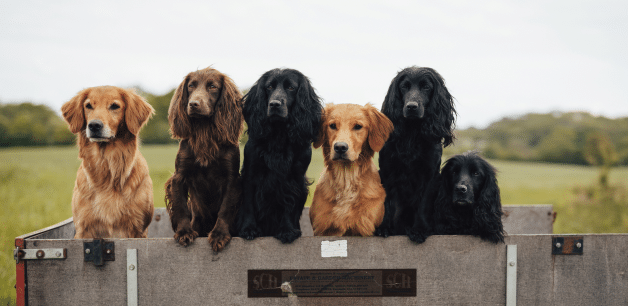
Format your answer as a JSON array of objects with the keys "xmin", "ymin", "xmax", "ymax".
[
  {"xmin": 84, "ymin": 239, "xmax": 115, "ymax": 266},
  {"xmin": 552, "ymin": 236, "xmax": 583, "ymax": 255},
  {"xmin": 14, "ymin": 246, "xmax": 67, "ymax": 264}
]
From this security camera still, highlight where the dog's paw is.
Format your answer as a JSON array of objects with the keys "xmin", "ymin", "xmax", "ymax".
[
  {"xmin": 239, "ymin": 227, "xmax": 262, "ymax": 240},
  {"xmin": 374, "ymin": 226, "xmax": 392, "ymax": 238},
  {"xmin": 174, "ymin": 228, "xmax": 199, "ymax": 247},
  {"xmin": 275, "ymin": 229, "xmax": 301, "ymax": 244},
  {"xmin": 208, "ymin": 230, "xmax": 232, "ymax": 252},
  {"xmin": 407, "ymin": 229, "xmax": 429, "ymax": 244}
]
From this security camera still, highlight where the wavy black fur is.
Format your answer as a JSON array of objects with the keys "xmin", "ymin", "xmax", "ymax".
[
  {"xmin": 429, "ymin": 152, "xmax": 505, "ymax": 243},
  {"xmin": 376, "ymin": 66, "xmax": 457, "ymax": 240},
  {"xmin": 235, "ymin": 68, "xmax": 323, "ymax": 243}
]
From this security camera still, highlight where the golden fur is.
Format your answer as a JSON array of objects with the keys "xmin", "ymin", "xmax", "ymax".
[
  {"xmin": 62, "ymin": 86, "xmax": 155, "ymax": 238},
  {"xmin": 310, "ymin": 103, "xmax": 394, "ymax": 236}
]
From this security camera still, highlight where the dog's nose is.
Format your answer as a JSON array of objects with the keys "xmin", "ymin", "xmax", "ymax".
[
  {"xmin": 189, "ymin": 100, "xmax": 200, "ymax": 108},
  {"xmin": 406, "ymin": 102, "xmax": 419, "ymax": 111},
  {"xmin": 334, "ymin": 142, "xmax": 349, "ymax": 154},
  {"xmin": 269, "ymin": 100, "xmax": 282, "ymax": 108},
  {"xmin": 455, "ymin": 185, "xmax": 468, "ymax": 193},
  {"xmin": 88, "ymin": 120, "xmax": 103, "ymax": 132}
]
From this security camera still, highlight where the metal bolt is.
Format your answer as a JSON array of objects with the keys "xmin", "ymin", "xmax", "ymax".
[
  {"xmin": 85, "ymin": 248, "xmax": 91, "ymax": 254},
  {"xmin": 106, "ymin": 249, "xmax": 111, "ymax": 254},
  {"xmin": 56, "ymin": 251, "xmax": 62, "ymax": 258},
  {"xmin": 129, "ymin": 264, "xmax": 135, "ymax": 271},
  {"xmin": 509, "ymin": 261, "xmax": 515, "ymax": 267},
  {"xmin": 555, "ymin": 242, "xmax": 562, "ymax": 248},
  {"xmin": 576, "ymin": 242, "xmax": 582, "ymax": 248}
]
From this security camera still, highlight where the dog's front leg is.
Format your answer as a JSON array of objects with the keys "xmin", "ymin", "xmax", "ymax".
[
  {"xmin": 407, "ymin": 176, "xmax": 439, "ymax": 243},
  {"xmin": 165, "ymin": 174, "xmax": 198, "ymax": 246},
  {"xmin": 375, "ymin": 191, "xmax": 397, "ymax": 237},
  {"xmin": 274, "ymin": 205, "xmax": 302, "ymax": 243},
  {"xmin": 208, "ymin": 149, "xmax": 241, "ymax": 251}
]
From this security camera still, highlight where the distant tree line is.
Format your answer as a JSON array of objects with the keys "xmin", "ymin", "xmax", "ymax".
[
  {"xmin": 444, "ymin": 112, "xmax": 628, "ymax": 166},
  {"xmin": 2, "ymin": 93, "xmax": 627, "ymax": 166},
  {"xmin": 0, "ymin": 102, "xmax": 74, "ymax": 146}
]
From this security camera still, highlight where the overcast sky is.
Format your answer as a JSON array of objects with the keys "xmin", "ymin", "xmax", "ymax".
[{"xmin": 1, "ymin": 0, "xmax": 627, "ymax": 128}]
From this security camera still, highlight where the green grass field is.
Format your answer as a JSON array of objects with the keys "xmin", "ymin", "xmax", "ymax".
[{"xmin": 1, "ymin": 145, "xmax": 628, "ymax": 303}]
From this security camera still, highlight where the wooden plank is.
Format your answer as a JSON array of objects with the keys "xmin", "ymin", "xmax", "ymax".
[
  {"xmin": 502, "ymin": 205, "xmax": 554, "ymax": 234},
  {"xmin": 301, "ymin": 205, "xmax": 554, "ymax": 237},
  {"xmin": 24, "ymin": 235, "xmax": 628, "ymax": 305},
  {"xmin": 145, "ymin": 208, "xmax": 174, "ymax": 239},
  {"xmin": 18, "ymin": 217, "xmax": 74, "ymax": 240},
  {"xmin": 28, "ymin": 205, "xmax": 551, "ymax": 241}
]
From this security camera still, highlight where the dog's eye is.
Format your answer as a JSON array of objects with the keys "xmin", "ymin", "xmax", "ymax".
[
  {"xmin": 330, "ymin": 123, "xmax": 337, "ymax": 130},
  {"xmin": 85, "ymin": 103, "xmax": 93, "ymax": 110},
  {"xmin": 188, "ymin": 83, "xmax": 196, "ymax": 89},
  {"xmin": 473, "ymin": 172, "xmax": 480, "ymax": 176},
  {"xmin": 267, "ymin": 85, "xmax": 273, "ymax": 90},
  {"xmin": 287, "ymin": 86, "xmax": 295, "ymax": 91},
  {"xmin": 354, "ymin": 124, "xmax": 362, "ymax": 130},
  {"xmin": 110, "ymin": 104, "xmax": 120, "ymax": 110},
  {"xmin": 208, "ymin": 83, "xmax": 216, "ymax": 89}
]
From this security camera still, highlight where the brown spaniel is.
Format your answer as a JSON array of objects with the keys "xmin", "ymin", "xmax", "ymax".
[{"xmin": 165, "ymin": 67, "xmax": 244, "ymax": 252}]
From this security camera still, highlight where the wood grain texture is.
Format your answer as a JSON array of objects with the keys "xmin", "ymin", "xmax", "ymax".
[{"xmin": 22, "ymin": 234, "xmax": 628, "ymax": 305}]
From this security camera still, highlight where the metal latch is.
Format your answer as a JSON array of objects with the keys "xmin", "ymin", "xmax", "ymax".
[
  {"xmin": 84, "ymin": 239, "xmax": 115, "ymax": 266},
  {"xmin": 552, "ymin": 236, "xmax": 583, "ymax": 255},
  {"xmin": 14, "ymin": 247, "xmax": 67, "ymax": 264}
]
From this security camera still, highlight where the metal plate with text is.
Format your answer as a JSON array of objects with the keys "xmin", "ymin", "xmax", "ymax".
[{"xmin": 248, "ymin": 269, "xmax": 416, "ymax": 298}]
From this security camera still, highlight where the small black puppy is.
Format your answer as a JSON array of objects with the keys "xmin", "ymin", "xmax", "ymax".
[
  {"xmin": 428, "ymin": 152, "xmax": 505, "ymax": 243},
  {"xmin": 236, "ymin": 68, "xmax": 323, "ymax": 243}
]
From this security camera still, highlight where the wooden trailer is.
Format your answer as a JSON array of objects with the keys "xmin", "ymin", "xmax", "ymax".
[{"xmin": 14, "ymin": 205, "xmax": 628, "ymax": 305}]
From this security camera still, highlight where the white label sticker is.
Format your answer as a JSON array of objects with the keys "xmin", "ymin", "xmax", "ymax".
[{"xmin": 321, "ymin": 240, "xmax": 348, "ymax": 257}]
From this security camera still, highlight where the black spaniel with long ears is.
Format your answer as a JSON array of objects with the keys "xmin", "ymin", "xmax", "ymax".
[
  {"xmin": 236, "ymin": 68, "xmax": 323, "ymax": 243},
  {"xmin": 376, "ymin": 66, "xmax": 457, "ymax": 242},
  {"xmin": 429, "ymin": 152, "xmax": 505, "ymax": 243}
]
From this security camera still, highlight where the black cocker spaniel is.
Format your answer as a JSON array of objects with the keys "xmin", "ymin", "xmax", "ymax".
[
  {"xmin": 429, "ymin": 152, "xmax": 505, "ymax": 243},
  {"xmin": 236, "ymin": 68, "xmax": 323, "ymax": 243},
  {"xmin": 376, "ymin": 66, "xmax": 457, "ymax": 242}
]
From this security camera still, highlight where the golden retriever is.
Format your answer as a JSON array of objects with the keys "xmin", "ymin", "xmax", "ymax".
[
  {"xmin": 310, "ymin": 103, "xmax": 393, "ymax": 236},
  {"xmin": 62, "ymin": 86, "xmax": 155, "ymax": 238}
]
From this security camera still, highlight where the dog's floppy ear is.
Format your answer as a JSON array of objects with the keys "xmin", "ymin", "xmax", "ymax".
[
  {"xmin": 365, "ymin": 104, "xmax": 393, "ymax": 152},
  {"xmin": 478, "ymin": 159, "xmax": 501, "ymax": 213},
  {"xmin": 242, "ymin": 72, "xmax": 270, "ymax": 139},
  {"xmin": 120, "ymin": 88, "xmax": 154, "ymax": 135},
  {"xmin": 381, "ymin": 69, "xmax": 405, "ymax": 124},
  {"xmin": 214, "ymin": 74, "xmax": 244, "ymax": 146},
  {"xmin": 293, "ymin": 71, "xmax": 323, "ymax": 143},
  {"xmin": 425, "ymin": 68, "xmax": 456, "ymax": 147},
  {"xmin": 313, "ymin": 104, "xmax": 331, "ymax": 149},
  {"xmin": 168, "ymin": 73, "xmax": 192, "ymax": 139},
  {"xmin": 62, "ymin": 88, "xmax": 90, "ymax": 134}
]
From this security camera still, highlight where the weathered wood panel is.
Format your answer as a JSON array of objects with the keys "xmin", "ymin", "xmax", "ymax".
[
  {"xmin": 30, "ymin": 205, "xmax": 551, "ymax": 241},
  {"xmin": 23, "ymin": 234, "xmax": 628, "ymax": 305},
  {"xmin": 502, "ymin": 205, "xmax": 553, "ymax": 235},
  {"xmin": 301, "ymin": 205, "xmax": 554, "ymax": 237}
]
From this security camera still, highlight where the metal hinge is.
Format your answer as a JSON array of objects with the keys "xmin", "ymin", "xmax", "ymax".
[
  {"xmin": 552, "ymin": 236, "xmax": 583, "ymax": 255},
  {"xmin": 14, "ymin": 246, "xmax": 67, "ymax": 264},
  {"xmin": 84, "ymin": 239, "xmax": 115, "ymax": 266}
]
